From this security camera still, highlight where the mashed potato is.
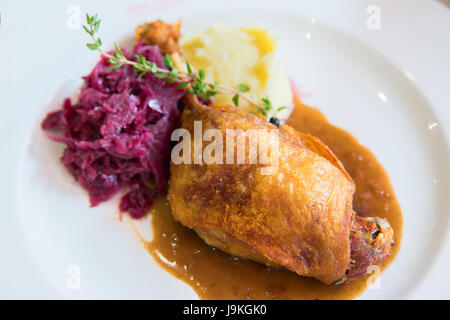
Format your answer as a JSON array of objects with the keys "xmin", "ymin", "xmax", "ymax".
[{"xmin": 180, "ymin": 25, "xmax": 293, "ymax": 120}]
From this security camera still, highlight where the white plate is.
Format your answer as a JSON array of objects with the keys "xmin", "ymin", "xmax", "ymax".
[{"xmin": 1, "ymin": 0, "xmax": 449, "ymax": 299}]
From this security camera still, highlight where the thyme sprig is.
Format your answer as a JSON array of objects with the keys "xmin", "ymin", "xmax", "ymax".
[{"xmin": 83, "ymin": 14, "xmax": 286, "ymax": 120}]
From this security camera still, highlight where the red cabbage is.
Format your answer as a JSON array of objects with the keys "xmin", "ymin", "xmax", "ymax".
[{"xmin": 42, "ymin": 42, "xmax": 185, "ymax": 218}]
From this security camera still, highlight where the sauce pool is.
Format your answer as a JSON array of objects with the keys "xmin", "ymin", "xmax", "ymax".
[{"xmin": 142, "ymin": 96, "xmax": 403, "ymax": 299}]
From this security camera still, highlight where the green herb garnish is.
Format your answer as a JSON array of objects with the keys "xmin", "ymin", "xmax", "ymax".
[
  {"xmin": 83, "ymin": 13, "xmax": 284, "ymax": 119},
  {"xmin": 232, "ymin": 94, "xmax": 240, "ymax": 106},
  {"xmin": 237, "ymin": 84, "xmax": 250, "ymax": 93}
]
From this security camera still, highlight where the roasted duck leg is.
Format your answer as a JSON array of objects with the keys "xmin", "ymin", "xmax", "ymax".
[{"xmin": 168, "ymin": 96, "xmax": 393, "ymax": 284}]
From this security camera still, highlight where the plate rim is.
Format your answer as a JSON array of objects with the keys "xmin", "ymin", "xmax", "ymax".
[{"xmin": 1, "ymin": 0, "xmax": 449, "ymax": 299}]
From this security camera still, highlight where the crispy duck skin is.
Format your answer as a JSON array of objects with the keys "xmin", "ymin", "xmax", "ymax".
[
  {"xmin": 167, "ymin": 96, "xmax": 394, "ymax": 284},
  {"xmin": 137, "ymin": 20, "xmax": 395, "ymax": 283}
]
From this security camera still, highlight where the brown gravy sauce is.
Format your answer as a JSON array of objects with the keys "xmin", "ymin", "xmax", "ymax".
[{"xmin": 142, "ymin": 96, "xmax": 403, "ymax": 299}]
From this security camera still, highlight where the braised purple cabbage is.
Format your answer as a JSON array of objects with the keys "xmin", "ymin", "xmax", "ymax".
[{"xmin": 42, "ymin": 42, "xmax": 185, "ymax": 218}]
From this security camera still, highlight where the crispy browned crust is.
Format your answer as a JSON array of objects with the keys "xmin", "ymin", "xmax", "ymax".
[
  {"xmin": 135, "ymin": 20, "xmax": 181, "ymax": 55},
  {"xmin": 168, "ymin": 96, "xmax": 357, "ymax": 284}
]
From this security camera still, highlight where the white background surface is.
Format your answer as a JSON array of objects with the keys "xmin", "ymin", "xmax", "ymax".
[{"xmin": 0, "ymin": 0, "xmax": 449, "ymax": 299}]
